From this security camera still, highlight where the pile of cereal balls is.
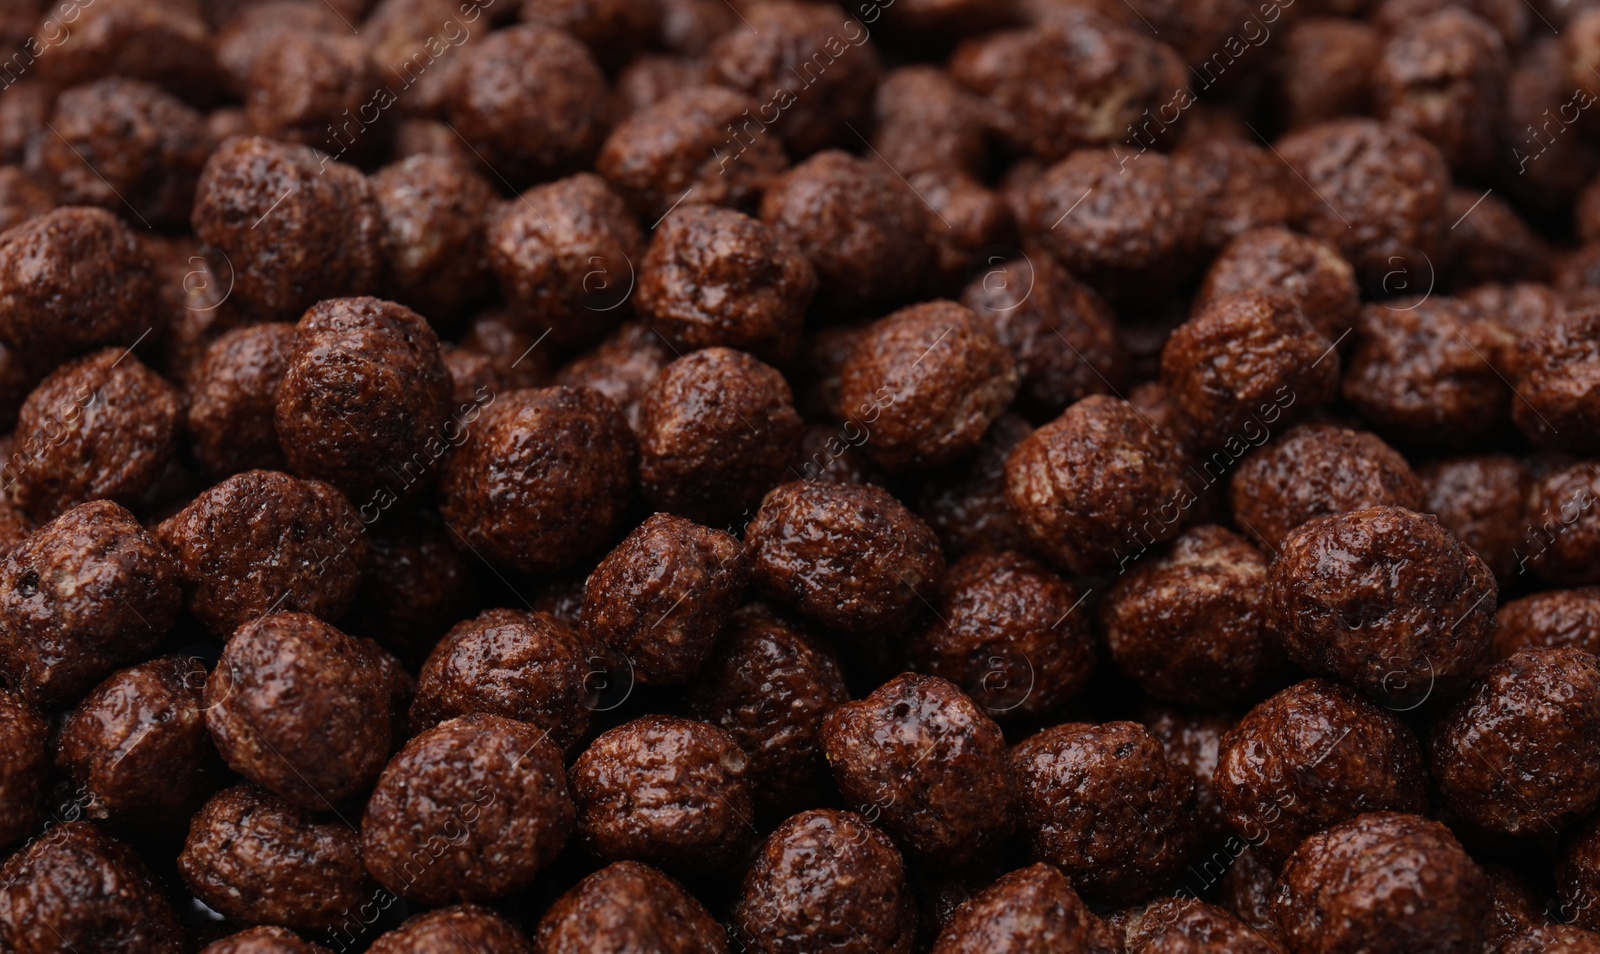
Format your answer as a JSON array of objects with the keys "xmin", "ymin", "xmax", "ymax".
[{"xmin": 4, "ymin": 0, "xmax": 1600, "ymax": 951}]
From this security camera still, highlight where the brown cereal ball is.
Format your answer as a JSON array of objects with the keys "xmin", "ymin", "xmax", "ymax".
[
  {"xmin": 614, "ymin": 55, "xmax": 705, "ymax": 115},
  {"xmin": 1503, "ymin": 925, "xmax": 1600, "ymax": 954},
  {"xmin": 522, "ymin": 0, "xmax": 660, "ymax": 69},
  {"xmin": 457, "ymin": 308, "xmax": 554, "ymax": 391},
  {"xmin": 554, "ymin": 321, "xmax": 673, "ymax": 434},
  {"xmin": 442, "ymin": 344, "xmax": 505, "ymax": 409},
  {"xmin": 345, "ymin": 508, "xmax": 476, "ymax": 665},
  {"xmin": 151, "ymin": 239, "xmax": 250, "ymax": 389},
  {"xmin": 1509, "ymin": 306, "xmax": 1600, "ymax": 453},
  {"xmin": 1441, "ymin": 188, "xmax": 1550, "ymax": 288},
  {"xmin": 1216, "ymin": 849, "xmax": 1282, "ymax": 942},
  {"xmin": 1195, "ymin": 227, "xmax": 1362, "ymax": 345},
  {"xmin": 1419, "ymin": 454, "xmax": 1531, "ymax": 585},
  {"xmin": 0, "ymin": 81, "xmax": 47, "ymax": 168},
  {"xmin": 1173, "ymin": 138, "xmax": 1299, "ymax": 255},
  {"xmin": 0, "ymin": 166, "xmax": 53, "ymax": 234},
  {"xmin": 705, "ymin": 0, "xmax": 881, "ymax": 158},
  {"xmin": 34, "ymin": 0, "xmax": 221, "ymax": 103},
  {"xmin": 1160, "ymin": 291, "xmax": 1338, "ymax": 453},
  {"xmin": 0, "ymin": 689, "xmax": 47, "ymax": 849},
  {"xmin": 1214, "ymin": 679, "xmax": 1428, "ymax": 865},
  {"xmin": 214, "ymin": 2, "xmax": 345, "ymax": 94},
  {"xmin": 441, "ymin": 386, "xmax": 636, "ymax": 574},
  {"xmin": 950, "ymin": 14, "xmax": 1186, "ymax": 163},
  {"xmin": 1373, "ymin": 0, "xmax": 1527, "ymax": 46},
  {"xmin": 914, "ymin": 549, "xmax": 1096, "ymax": 721},
  {"xmin": 747, "ymin": 480, "xmax": 946, "ymax": 639},
  {"xmin": 1273, "ymin": 812, "xmax": 1490, "ymax": 954},
  {"xmin": 1100, "ymin": 525, "xmax": 1278, "ymax": 707},
  {"xmin": 790, "ymin": 421, "xmax": 887, "ymax": 486},
  {"xmin": 635, "ymin": 206, "xmax": 814, "ymax": 365},
  {"xmin": 1558, "ymin": 817, "xmax": 1600, "ymax": 934},
  {"xmin": 178, "ymin": 784, "xmax": 371, "ymax": 934},
  {"xmin": 1010, "ymin": 721, "xmax": 1195, "ymax": 905},
  {"xmin": 1343, "ymin": 297, "xmax": 1517, "ymax": 450},
  {"xmin": 1229, "ymin": 423, "xmax": 1425, "ymax": 552},
  {"xmin": 598, "ymin": 86, "xmax": 790, "ymax": 224},
  {"xmin": 915, "ymin": 413, "xmax": 1034, "ymax": 557},
  {"xmin": 1373, "ymin": 9, "xmax": 1509, "ymax": 175},
  {"xmin": 1269, "ymin": 505, "xmax": 1497, "ymax": 708},
  {"xmin": 187, "ymin": 322, "xmax": 294, "ymax": 478},
  {"xmin": 733, "ymin": 808, "xmax": 915, "ymax": 954},
  {"xmin": 759, "ymin": 150, "xmax": 933, "ymax": 314},
  {"xmin": 369, "ymin": 905, "xmax": 533, "ymax": 954},
  {"xmin": 1496, "ymin": 588, "xmax": 1600, "ymax": 658},
  {"xmin": 201, "ymin": 926, "xmax": 336, "ymax": 954},
  {"xmin": 637, "ymin": 347, "xmax": 802, "ymax": 525},
  {"xmin": 1460, "ymin": 280, "xmax": 1566, "ymax": 338},
  {"xmin": 535, "ymin": 861, "xmax": 726, "ymax": 954},
  {"xmin": 872, "ymin": 66, "xmax": 990, "ymax": 178},
  {"xmin": 0, "ymin": 206, "xmax": 155, "ymax": 368},
  {"xmin": 157, "ymin": 470, "xmax": 367, "ymax": 635},
  {"xmin": 0, "ymin": 500, "xmax": 181, "ymax": 708},
  {"xmin": 193, "ymin": 137, "xmax": 381, "ymax": 322},
  {"xmin": 912, "ymin": 170, "xmax": 1018, "ymax": 295},
  {"xmin": 1499, "ymin": 40, "xmax": 1600, "ymax": 218},
  {"xmin": 1430, "ymin": 648, "xmax": 1600, "ymax": 835},
  {"xmin": 371, "ymin": 155, "xmax": 496, "ymax": 328},
  {"xmin": 362, "ymin": 713, "xmax": 575, "ymax": 905},
  {"xmin": 1275, "ymin": 119, "xmax": 1451, "ymax": 293},
  {"xmin": 1004, "ymin": 395, "xmax": 1190, "ymax": 575},
  {"xmin": 930, "ymin": 863, "xmax": 1113, "ymax": 954},
  {"xmin": 57, "ymin": 656, "xmax": 216, "ymax": 822},
  {"xmin": 1274, "ymin": 18, "xmax": 1378, "ymax": 129},
  {"xmin": 244, "ymin": 31, "xmax": 386, "ymax": 159},
  {"xmin": 389, "ymin": 117, "xmax": 475, "ymax": 168},
  {"xmin": 1123, "ymin": 898, "xmax": 1280, "ymax": 954},
  {"xmin": 1141, "ymin": 707, "xmax": 1235, "ymax": 845},
  {"xmin": 1522, "ymin": 463, "xmax": 1600, "ymax": 586},
  {"xmin": 960, "ymin": 252, "xmax": 1126, "ymax": 420},
  {"xmin": 684, "ymin": 604, "xmax": 850, "ymax": 817},
  {"xmin": 0, "ymin": 821, "xmax": 183, "ymax": 954}
]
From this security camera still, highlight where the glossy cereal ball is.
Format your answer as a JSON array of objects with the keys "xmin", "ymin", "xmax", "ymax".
[
  {"xmin": 1495, "ymin": 588, "xmax": 1600, "ymax": 658},
  {"xmin": 341, "ymin": 507, "xmax": 474, "ymax": 661},
  {"xmin": 872, "ymin": 66, "xmax": 990, "ymax": 178},
  {"xmin": 371, "ymin": 154, "xmax": 497, "ymax": 328},
  {"xmin": 1509, "ymin": 306, "xmax": 1600, "ymax": 453},
  {"xmin": 1123, "ymin": 897, "xmax": 1280, "ymax": 954},
  {"xmin": 930, "ymin": 863, "xmax": 1116, "ymax": 954},
  {"xmin": 915, "ymin": 414, "xmax": 1035, "ymax": 557},
  {"xmin": 535, "ymin": 861, "xmax": 727, "ymax": 954},
  {"xmin": 1141, "ymin": 706, "xmax": 1236, "ymax": 845},
  {"xmin": 1419, "ymin": 454, "xmax": 1531, "ymax": 585},
  {"xmin": 1194, "ymin": 227, "xmax": 1362, "ymax": 345},
  {"xmin": 201, "ymin": 926, "xmax": 336, "ymax": 954},
  {"xmin": 1557, "ymin": 816, "xmax": 1600, "ymax": 934},
  {"xmin": 369, "ymin": 905, "xmax": 533, "ymax": 954},
  {"xmin": 554, "ymin": 321, "xmax": 675, "ymax": 435},
  {"xmin": 1373, "ymin": 9, "xmax": 1510, "ymax": 175},
  {"xmin": 1521, "ymin": 463, "xmax": 1600, "ymax": 586},
  {"xmin": 0, "ymin": 688, "xmax": 47, "ymax": 849},
  {"xmin": 187, "ymin": 323, "xmax": 294, "ymax": 478}
]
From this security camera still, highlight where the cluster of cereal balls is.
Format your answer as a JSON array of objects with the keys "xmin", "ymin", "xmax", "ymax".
[{"xmin": 3, "ymin": 0, "xmax": 1600, "ymax": 952}]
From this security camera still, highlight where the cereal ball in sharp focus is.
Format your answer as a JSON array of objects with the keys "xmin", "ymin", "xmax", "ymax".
[
  {"xmin": 1229, "ymin": 422, "xmax": 1425, "ymax": 552},
  {"xmin": 635, "ymin": 206, "xmax": 814, "ymax": 365},
  {"xmin": 1274, "ymin": 18, "xmax": 1379, "ymax": 129},
  {"xmin": 536, "ymin": 861, "xmax": 727, "ymax": 954},
  {"xmin": 1214, "ymin": 679, "xmax": 1428, "ymax": 865},
  {"xmin": 445, "ymin": 24, "xmax": 609, "ymax": 187},
  {"xmin": 205, "ymin": 613, "xmax": 392, "ymax": 811},
  {"xmin": 0, "ymin": 206, "xmax": 154, "ymax": 368},
  {"xmin": 637, "ymin": 347, "xmax": 802, "ymax": 526},
  {"xmin": 187, "ymin": 322, "xmax": 294, "ymax": 478},
  {"xmin": 1430, "ymin": 648, "xmax": 1600, "ymax": 835},
  {"xmin": 1373, "ymin": 9, "xmax": 1510, "ymax": 175},
  {"xmin": 1419, "ymin": 454, "xmax": 1531, "ymax": 585},
  {"xmin": 931, "ymin": 864, "xmax": 1118, "ymax": 954},
  {"xmin": 275, "ymin": 297, "xmax": 452, "ymax": 500},
  {"xmin": 178, "ymin": 784, "xmax": 371, "ymax": 934},
  {"xmin": 598, "ymin": 86, "xmax": 791, "ymax": 224},
  {"xmin": 1274, "ymin": 812, "xmax": 1490, "ymax": 954},
  {"xmin": 369, "ymin": 905, "xmax": 533, "ymax": 954},
  {"xmin": 572, "ymin": 715, "xmax": 755, "ymax": 871},
  {"xmin": 554, "ymin": 321, "xmax": 674, "ymax": 435},
  {"xmin": 822, "ymin": 673, "xmax": 1015, "ymax": 865},
  {"xmin": 157, "ymin": 470, "xmax": 367, "ymax": 635},
  {"xmin": 1123, "ymin": 898, "xmax": 1280, "ymax": 954},
  {"xmin": 1496, "ymin": 588, "xmax": 1600, "ymax": 658},
  {"xmin": 1195, "ymin": 227, "xmax": 1362, "ymax": 345},
  {"xmin": 1004, "ymin": 394, "xmax": 1190, "ymax": 575},
  {"xmin": 1558, "ymin": 816, "xmax": 1600, "ymax": 934},
  {"xmin": 872, "ymin": 66, "xmax": 990, "ymax": 178},
  {"xmin": 1270, "ymin": 505, "xmax": 1497, "ymax": 708},
  {"xmin": 1142, "ymin": 707, "xmax": 1235, "ymax": 844},
  {"xmin": 441, "ymin": 386, "xmax": 635, "ymax": 574},
  {"xmin": 0, "ymin": 500, "xmax": 180, "ymax": 708},
  {"xmin": 487, "ymin": 173, "xmax": 644, "ymax": 350},
  {"xmin": 32, "ymin": 78, "xmax": 213, "ymax": 228},
  {"xmin": 684, "ymin": 604, "xmax": 850, "ymax": 817},
  {"xmin": 916, "ymin": 413, "xmax": 1035, "ymax": 557},
  {"xmin": 362, "ymin": 713, "xmax": 575, "ymax": 905},
  {"xmin": 838, "ymin": 302, "xmax": 1018, "ymax": 472},
  {"xmin": 201, "ymin": 926, "xmax": 337, "ymax": 954},
  {"xmin": 0, "ymin": 689, "xmax": 47, "ymax": 849},
  {"xmin": 1522, "ymin": 463, "xmax": 1600, "ymax": 586},
  {"xmin": 0, "ymin": 821, "xmax": 183, "ymax": 954},
  {"xmin": 1009, "ymin": 721, "xmax": 1195, "ymax": 904},
  {"xmin": 734, "ymin": 809, "xmax": 916, "ymax": 954},
  {"xmin": 1509, "ymin": 305, "xmax": 1600, "ymax": 453},
  {"xmin": 372, "ymin": 154, "xmax": 497, "ymax": 328},
  {"xmin": 747, "ymin": 481, "xmax": 945, "ymax": 639},
  {"xmin": 914, "ymin": 549, "xmax": 1097, "ymax": 722}
]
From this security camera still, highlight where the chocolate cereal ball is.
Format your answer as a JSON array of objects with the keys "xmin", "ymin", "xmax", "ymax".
[
  {"xmin": 1373, "ymin": 9, "xmax": 1510, "ymax": 175},
  {"xmin": 345, "ymin": 509, "xmax": 477, "ymax": 664},
  {"xmin": 1522, "ymin": 463, "xmax": 1600, "ymax": 586},
  {"xmin": 839, "ymin": 301, "xmax": 1019, "ymax": 472},
  {"xmin": 441, "ymin": 386, "xmax": 636, "ymax": 574},
  {"xmin": 1173, "ymin": 138, "xmax": 1300, "ymax": 255},
  {"xmin": 1004, "ymin": 395, "xmax": 1190, "ymax": 575},
  {"xmin": 157, "ymin": 470, "xmax": 367, "ymax": 636},
  {"xmin": 0, "ymin": 689, "xmax": 47, "ymax": 849},
  {"xmin": 458, "ymin": 309, "xmax": 554, "ymax": 391},
  {"xmin": 1010, "ymin": 721, "xmax": 1195, "ymax": 904},
  {"xmin": 33, "ymin": 0, "xmax": 222, "ymax": 105},
  {"xmin": 0, "ymin": 166, "xmax": 54, "ymax": 235},
  {"xmin": 1558, "ymin": 817, "xmax": 1600, "ymax": 934},
  {"xmin": 1509, "ymin": 306, "xmax": 1600, "ymax": 453},
  {"xmin": 244, "ymin": 32, "xmax": 386, "ymax": 158},
  {"xmin": 1142, "ymin": 707, "xmax": 1235, "ymax": 844},
  {"xmin": 178, "ymin": 784, "xmax": 371, "ymax": 934},
  {"xmin": 553, "ymin": 321, "xmax": 674, "ymax": 435},
  {"xmin": 1419, "ymin": 454, "xmax": 1531, "ymax": 585},
  {"xmin": 535, "ymin": 861, "xmax": 727, "ymax": 954},
  {"xmin": 1270, "ymin": 505, "xmax": 1497, "ymax": 708},
  {"xmin": 1274, "ymin": 812, "xmax": 1490, "ymax": 954},
  {"xmin": 0, "ymin": 500, "xmax": 181, "ymax": 708},
  {"xmin": 362, "ymin": 714, "xmax": 575, "ymax": 905},
  {"xmin": 747, "ymin": 480, "xmax": 945, "ymax": 639},
  {"xmin": 372, "ymin": 154, "xmax": 497, "ymax": 327},
  {"xmin": 913, "ymin": 170, "xmax": 1018, "ymax": 295},
  {"xmin": 915, "ymin": 413, "xmax": 1035, "ymax": 557},
  {"xmin": 733, "ymin": 808, "xmax": 916, "ymax": 954},
  {"xmin": 1496, "ymin": 588, "xmax": 1600, "ymax": 658},
  {"xmin": 369, "ymin": 905, "xmax": 533, "ymax": 954},
  {"xmin": 931, "ymin": 863, "xmax": 1115, "ymax": 954},
  {"xmin": 1430, "ymin": 648, "xmax": 1600, "ymax": 835},
  {"xmin": 1503, "ymin": 925, "xmax": 1600, "ymax": 953},
  {"xmin": 1123, "ymin": 898, "xmax": 1280, "ymax": 954},
  {"xmin": 201, "ymin": 926, "xmax": 336, "ymax": 954},
  {"xmin": 187, "ymin": 322, "xmax": 294, "ymax": 478},
  {"xmin": 1274, "ymin": 18, "xmax": 1377, "ymax": 128},
  {"xmin": 872, "ymin": 66, "xmax": 990, "ymax": 178},
  {"xmin": 1194, "ymin": 227, "xmax": 1362, "ymax": 345}
]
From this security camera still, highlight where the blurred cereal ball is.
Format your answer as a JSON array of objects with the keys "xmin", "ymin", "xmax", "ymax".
[
  {"xmin": 964, "ymin": 247, "xmax": 1037, "ymax": 314},
  {"xmin": 978, "ymin": 650, "xmax": 1036, "ymax": 714},
  {"xmin": 579, "ymin": 250, "xmax": 636, "ymax": 314},
  {"xmin": 1377, "ymin": 249, "xmax": 1436, "ymax": 309},
  {"xmin": 582, "ymin": 651, "xmax": 636, "ymax": 712}
]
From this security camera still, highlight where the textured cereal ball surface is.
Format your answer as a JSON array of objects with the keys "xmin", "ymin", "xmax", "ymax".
[
  {"xmin": 554, "ymin": 321, "xmax": 674, "ymax": 436},
  {"xmin": 1124, "ymin": 897, "xmax": 1280, "ymax": 954},
  {"xmin": 1003, "ymin": 394, "xmax": 1190, "ymax": 575},
  {"xmin": 1269, "ymin": 505, "xmax": 1497, "ymax": 707},
  {"xmin": 747, "ymin": 480, "xmax": 945, "ymax": 639},
  {"xmin": 915, "ymin": 413, "xmax": 1034, "ymax": 558},
  {"xmin": 372, "ymin": 154, "xmax": 497, "ymax": 327},
  {"xmin": 1523, "ymin": 464, "xmax": 1600, "ymax": 586},
  {"xmin": 930, "ymin": 863, "xmax": 1112, "ymax": 954},
  {"xmin": 345, "ymin": 507, "xmax": 477, "ymax": 666},
  {"xmin": 1510, "ymin": 306, "xmax": 1600, "ymax": 453},
  {"xmin": 838, "ymin": 301, "xmax": 1019, "ymax": 472},
  {"xmin": 1373, "ymin": 9, "xmax": 1509, "ymax": 175},
  {"xmin": 0, "ymin": 500, "xmax": 181, "ymax": 709},
  {"xmin": 0, "ymin": 688, "xmax": 46, "ymax": 849},
  {"xmin": 1174, "ymin": 138, "xmax": 1300, "ymax": 255},
  {"xmin": 0, "ymin": 821, "xmax": 183, "ymax": 954},
  {"xmin": 441, "ymin": 385, "xmax": 635, "ymax": 574},
  {"xmin": 872, "ymin": 65, "xmax": 989, "ymax": 178},
  {"xmin": 275, "ymin": 296, "xmax": 451, "ymax": 500},
  {"xmin": 8, "ymin": 348, "xmax": 183, "ymax": 522},
  {"xmin": 187, "ymin": 322, "xmax": 294, "ymax": 478},
  {"xmin": 1430, "ymin": 648, "xmax": 1600, "ymax": 836},
  {"xmin": 1195, "ymin": 227, "xmax": 1362, "ymax": 345},
  {"xmin": 822, "ymin": 673, "xmax": 1015, "ymax": 865},
  {"xmin": 157, "ymin": 470, "xmax": 368, "ymax": 636},
  {"xmin": 1501, "ymin": 925, "xmax": 1600, "ymax": 954},
  {"xmin": 1142, "ymin": 706, "xmax": 1235, "ymax": 844},
  {"xmin": 635, "ymin": 205, "xmax": 815, "ymax": 365},
  {"xmin": 1274, "ymin": 812, "xmax": 1490, "ymax": 954},
  {"xmin": 734, "ymin": 808, "xmax": 915, "ymax": 954},
  {"xmin": 368, "ymin": 904, "xmax": 532, "ymax": 954},
  {"xmin": 361, "ymin": 713, "xmax": 575, "ymax": 905},
  {"xmin": 535, "ymin": 861, "xmax": 727, "ymax": 954},
  {"xmin": 1009, "ymin": 721, "xmax": 1196, "ymax": 905},
  {"xmin": 205, "ymin": 613, "xmax": 392, "ymax": 811},
  {"xmin": 1419, "ymin": 454, "xmax": 1531, "ymax": 585},
  {"xmin": 200, "ymin": 926, "xmax": 336, "ymax": 954},
  {"xmin": 1495, "ymin": 588, "xmax": 1600, "ymax": 658},
  {"xmin": 178, "ymin": 784, "xmax": 370, "ymax": 934},
  {"xmin": 1558, "ymin": 816, "xmax": 1600, "ymax": 934},
  {"xmin": 243, "ymin": 31, "xmax": 383, "ymax": 158}
]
